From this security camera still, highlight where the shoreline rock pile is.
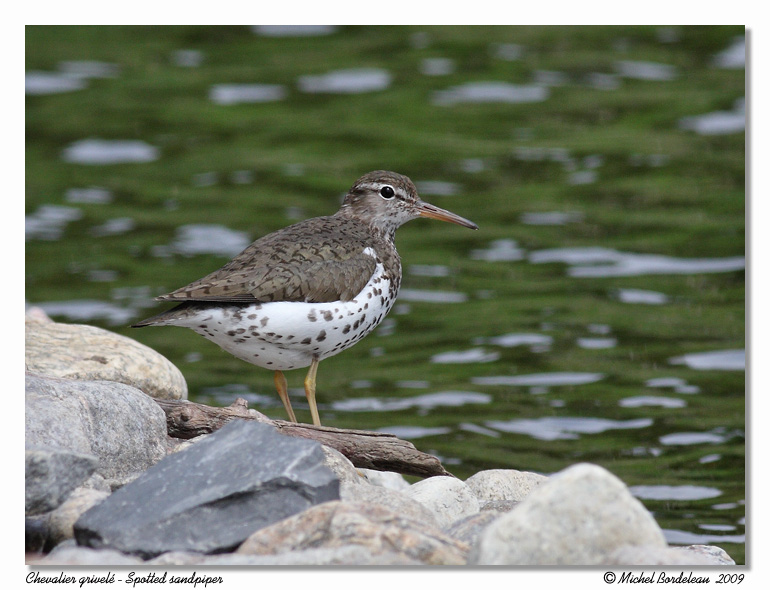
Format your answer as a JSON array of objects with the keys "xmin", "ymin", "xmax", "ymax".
[{"xmin": 24, "ymin": 310, "xmax": 736, "ymax": 566}]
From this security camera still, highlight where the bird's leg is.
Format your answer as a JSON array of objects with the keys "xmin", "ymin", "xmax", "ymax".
[
  {"xmin": 304, "ymin": 357, "xmax": 321, "ymax": 426},
  {"xmin": 274, "ymin": 370, "xmax": 297, "ymax": 422}
]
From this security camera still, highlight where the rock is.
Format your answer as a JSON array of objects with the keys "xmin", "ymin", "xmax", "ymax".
[
  {"xmin": 360, "ymin": 468, "xmax": 411, "ymax": 490},
  {"xmin": 146, "ymin": 551, "xmax": 206, "ymax": 566},
  {"xmin": 26, "ymin": 517, "xmax": 49, "ymax": 553},
  {"xmin": 340, "ymin": 481, "xmax": 438, "ymax": 527},
  {"xmin": 25, "ymin": 310, "xmax": 187, "ymax": 400},
  {"xmin": 445, "ymin": 511, "xmax": 505, "ymax": 546},
  {"xmin": 321, "ymin": 446, "xmax": 365, "ymax": 485},
  {"xmin": 74, "ymin": 420, "xmax": 340, "ymax": 558},
  {"xmin": 34, "ymin": 542, "xmax": 143, "ymax": 566},
  {"xmin": 25, "ymin": 374, "xmax": 167, "ymax": 486},
  {"xmin": 674, "ymin": 545, "xmax": 735, "ymax": 565},
  {"xmin": 237, "ymin": 500, "xmax": 469, "ymax": 565},
  {"xmin": 25, "ymin": 447, "xmax": 98, "ymax": 515},
  {"xmin": 465, "ymin": 469, "xmax": 548, "ymax": 503},
  {"xmin": 472, "ymin": 463, "xmax": 667, "ymax": 565},
  {"xmin": 48, "ymin": 488, "xmax": 110, "ymax": 546},
  {"xmin": 405, "ymin": 475, "xmax": 480, "ymax": 528},
  {"xmin": 607, "ymin": 544, "xmax": 734, "ymax": 566},
  {"xmin": 205, "ymin": 545, "xmax": 420, "ymax": 566}
]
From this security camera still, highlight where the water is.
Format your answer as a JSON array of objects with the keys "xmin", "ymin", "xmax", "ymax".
[
  {"xmin": 297, "ymin": 68, "xmax": 391, "ymax": 94},
  {"xmin": 432, "ymin": 82, "xmax": 549, "ymax": 105},
  {"xmin": 25, "ymin": 25, "xmax": 745, "ymax": 563},
  {"xmin": 61, "ymin": 139, "xmax": 160, "ymax": 165},
  {"xmin": 209, "ymin": 84, "xmax": 287, "ymax": 105}
]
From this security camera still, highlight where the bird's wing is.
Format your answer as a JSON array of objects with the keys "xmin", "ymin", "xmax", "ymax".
[{"xmin": 156, "ymin": 220, "xmax": 378, "ymax": 304}]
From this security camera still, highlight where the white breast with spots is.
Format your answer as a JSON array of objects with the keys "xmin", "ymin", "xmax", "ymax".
[{"xmin": 186, "ymin": 247, "xmax": 396, "ymax": 371}]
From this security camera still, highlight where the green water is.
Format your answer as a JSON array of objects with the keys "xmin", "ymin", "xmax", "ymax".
[{"xmin": 26, "ymin": 26, "xmax": 745, "ymax": 564}]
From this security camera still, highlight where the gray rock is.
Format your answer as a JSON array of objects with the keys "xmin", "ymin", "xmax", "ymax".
[
  {"xmin": 25, "ymin": 447, "xmax": 98, "ymax": 515},
  {"xmin": 237, "ymin": 500, "xmax": 469, "ymax": 565},
  {"xmin": 48, "ymin": 487, "xmax": 110, "ymax": 546},
  {"xmin": 25, "ymin": 310, "xmax": 187, "ymax": 400},
  {"xmin": 405, "ymin": 475, "xmax": 480, "ymax": 528},
  {"xmin": 74, "ymin": 420, "xmax": 340, "ymax": 558},
  {"xmin": 340, "ymin": 481, "xmax": 439, "ymax": 527},
  {"xmin": 607, "ymin": 544, "xmax": 734, "ymax": 566},
  {"xmin": 26, "ymin": 516, "xmax": 49, "ymax": 553},
  {"xmin": 472, "ymin": 463, "xmax": 667, "ymax": 565},
  {"xmin": 34, "ymin": 543, "xmax": 143, "ymax": 566},
  {"xmin": 25, "ymin": 374, "xmax": 167, "ymax": 485},
  {"xmin": 465, "ymin": 469, "xmax": 548, "ymax": 503}
]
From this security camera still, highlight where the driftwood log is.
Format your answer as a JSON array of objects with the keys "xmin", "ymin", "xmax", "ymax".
[{"xmin": 154, "ymin": 397, "xmax": 451, "ymax": 479}]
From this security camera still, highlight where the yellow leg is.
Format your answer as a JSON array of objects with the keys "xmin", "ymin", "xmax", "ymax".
[
  {"xmin": 274, "ymin": 370, "xmax": 297, "ymax": 422},
  {"xmin": 304, "ymin": 357, "xmax": 321, "ymax": 426}
]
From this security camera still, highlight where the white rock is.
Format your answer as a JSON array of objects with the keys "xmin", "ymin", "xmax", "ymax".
[
  {"xmin": 473, "ymin": 463, "xmax": 667, "ymax": 565},
  {"xmin": 465, "ymin": 469, "xmax": 548, "ymax": 504},
  {"xmin": 405, "ymin": 476, "xmax": 480, "ymax": 528}
]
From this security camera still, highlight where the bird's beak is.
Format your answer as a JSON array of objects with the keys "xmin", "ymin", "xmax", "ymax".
[{"xmin": 416, "ymin": 201, "xmax": 479, "ymax": 230}]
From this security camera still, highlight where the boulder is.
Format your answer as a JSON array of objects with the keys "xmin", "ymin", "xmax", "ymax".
[
  {"xmin": 74, "ymin": 420, "xmax": 340, "ymax": 558},
  {"xmin": 472, "ymin": 463, "xmax": 667, "ymax": 565},
  {"xmin": 25, "ymin": 310, "xmax": 187, "ymax": 400},
  {"xmin": 25, "ymin": 374, "xmax": 167, "ymax": 487}
]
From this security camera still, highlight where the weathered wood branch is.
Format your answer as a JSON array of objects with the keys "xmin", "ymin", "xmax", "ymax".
[{"xmin": 154, "ymin": 397, "xmax": 452, "ymax": 479}]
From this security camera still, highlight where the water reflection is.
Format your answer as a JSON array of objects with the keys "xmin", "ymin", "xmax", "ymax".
[
  {"xmin": 333, "ymin": 391, "xmax": 491, "ymax": 413},
  {"xmin": 472, "ymin": 372, "xmax": 604, "ymax": 387},
  {"xmin": 156, "ymin": 224, "xmax": 251, "ymax": 258},
  {"xmin": 26, "ymin": 205, "xmax": 83, "ymax": 241},
  {"xmin": 61, "ymin": 139, "xmax": 159, "ymax": 165},
  {"xmin": 431, "ymin": 348, "xmax": 500, "ymax": 364},
  {"xmin": 619, "ymin": 396, "xmax": 686, "ymax": 408},
  {"xmin": 35, "ymin": 299, "xmax": 136, "ymax": 326},
  {"xmin": 474, "ymin": 332, "xmax": 553, "ymax": 351},
  {"xmin": 298, "ymin": 68, "xmax": 391, "ymax": 94},
  {"xmin": 209, "ymin": 84, "xmax": 286, "ymax": 105},
  {"xmin": 679, "ymin": 97, "xmax": 745, "ymax": 136},
  {"xmin": 432, "ymin": 82, "xmax": 549, "ymax": 105},
  {"xmin": 529, "ymin": 247, "xmax": 745, "ymax": 277},
  {"xmin": 398, "ymin": 288, "xmax": 467, "ymax": 303},
  {"xmin": 645, "ymin": 377, "xmax": 700, "ymax": 394},
  {"xmin": 25, "ymin": 72, "xmax": 87, "ymax": 95},
  {"xmin": 251, "ymin": 25, "xmax": 338, "ymax": 37},
  {"xmin": 65, "ymin": 187, "xmax": 114, "ymax": 205},
  {"xmin": 485, "ymin": 416, "xmax": 652, "ymax": 441},
  {"xmin": 630, "ymin": 484, "xmax": 721, "ymax": 500},
  {"xmin": 660, "ymin": 432, "xmax": 727, "ymax": 445},
  {"xmin": 670, "ymin": 349, "xmax": 745, "ymax": 371},
  {"xmin": 615, "ymin": 60, "xmax": 677, "ymax": 81},
  {"xmin": 615, "ymin": 288, "xmax": 669, "ymax": 305},
  {"xmin": 470, "ymin": 239, "xmax": 525, "ymax": 262},
  {"xmin": 663, "ymin": 529, "xmax": 745, "ymax": 546},
  {"xmin": 713, "ymin": 36, "xmax": 746, "ymax": 69}
]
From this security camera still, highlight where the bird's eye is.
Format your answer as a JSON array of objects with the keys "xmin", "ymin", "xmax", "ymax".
[{"xmin": 379, "ymin": 185, "xmax": 395, "ymax": 200}]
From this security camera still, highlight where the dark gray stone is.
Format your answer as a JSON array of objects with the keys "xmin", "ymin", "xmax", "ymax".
[
  {"xmin": 74, "ymin": 420, "xmax": 340, "ymax": 558},
  {"xmin": 25, "ymin": 447, "xmax": 98, "ymax": 515}
]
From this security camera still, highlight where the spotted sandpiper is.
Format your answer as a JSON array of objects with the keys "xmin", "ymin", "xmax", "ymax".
[{"xmin": 132, "ymin": 171, "xmax": 478, "ymax": 425}]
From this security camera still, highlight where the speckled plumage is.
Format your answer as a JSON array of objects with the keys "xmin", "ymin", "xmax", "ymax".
[{"xmin": 133, "ymin": 171, "xmax": 477, "ymax": 425}]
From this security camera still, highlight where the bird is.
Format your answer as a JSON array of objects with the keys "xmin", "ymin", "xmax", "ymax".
[{"xmin": 132, "ymin": 170, "xmax": 478, "ymax": 426}]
